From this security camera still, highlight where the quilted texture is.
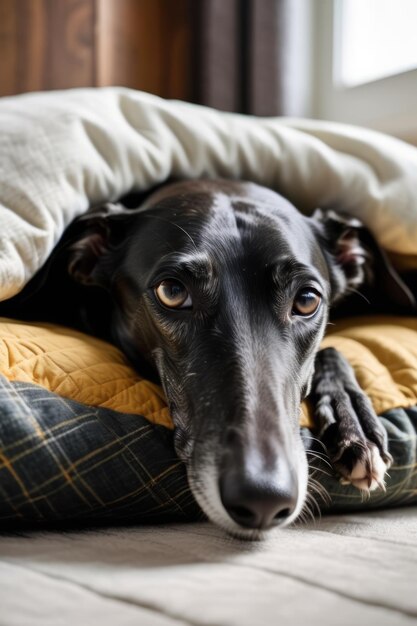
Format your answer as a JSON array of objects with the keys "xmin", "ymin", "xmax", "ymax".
[
  {"xmin": 323, "ymin": 316, "xmax": 417, "ymax": 415},
  {"xmin": 0, "ymin": 318, "xmax": 172, "ymax": 429},
  {"xmin": 1, "ymin": 317, "xmax": 417, "ymax": 428}
]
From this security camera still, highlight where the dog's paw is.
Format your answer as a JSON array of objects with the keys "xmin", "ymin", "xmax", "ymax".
[
  {"xmin": 311, "ymin": 347, "xmax": 393, "ymax": 494},
  {"xmin": 332, "ymin": 439, "xmax": 392, "ymax": 494}
]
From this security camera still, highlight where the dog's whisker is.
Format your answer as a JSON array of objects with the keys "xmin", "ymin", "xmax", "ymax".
[
  {"xmin": 306, "ymin": 464, "xmax": 332, "ymax": 477},
  {"xmin": 307, "ymin": 475, "xmax": 332, "ymax": 507},
  {"xmin": 302, "ymin": 434, "xmax": 329, "ymax": 453},
  {"xmin": 345, "ymin": 285, "xmax": 371, "ymax": 304},
  {"xmin": 308, "ymin": 485, "xmax": 330, "ymax": 507},
  {"xmin": 297, "ymin": 497, "xmax": 317, "ymax": 526},
  {"xmin": 140, "ymin": 213, "xmax": 199, "ymax": 253},
  {"xmin": 306, "ymin": 451, "xmax": 333, "ymax": 470}
]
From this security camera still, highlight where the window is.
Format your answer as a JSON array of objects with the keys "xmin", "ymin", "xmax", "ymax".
[
  {"xmin": 335, "ymin": 0, "xmax": 417, "ymax": 87},
  {"xmin": 312, "ymin": 0, "xmax": 417, "ymax": 144}
]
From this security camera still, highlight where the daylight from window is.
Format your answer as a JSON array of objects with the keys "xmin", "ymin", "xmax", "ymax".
[{"xmin": 335, "ymin": 0, "xmax": 417, "ymax": 87}]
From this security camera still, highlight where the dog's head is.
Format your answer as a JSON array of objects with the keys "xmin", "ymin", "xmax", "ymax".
[{"xmin": 66, "ymin": 180, "xmax": 387, "ymax": 536}]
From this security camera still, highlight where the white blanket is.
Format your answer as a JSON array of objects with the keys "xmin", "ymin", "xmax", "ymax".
[
  {"xmin": 1, "ymin": 87, "xmax": 417, "ymax": 301},
  {"xmin": 1, "ymin": 508, "xmax": 416, "ymax": 625}
]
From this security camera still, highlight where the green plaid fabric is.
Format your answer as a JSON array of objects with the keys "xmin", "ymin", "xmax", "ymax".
[
  {"xmin": 0, "ymin": 375, "xmax": 201, "ymax": 524},
  {"xmin": 0, "ymin": 373, "xmax": 416, "ymax": 525}
]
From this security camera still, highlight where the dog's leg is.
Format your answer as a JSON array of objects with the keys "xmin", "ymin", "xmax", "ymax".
[{"xmin": 310, "ymin": 347, "xmax": 393, "ymax": 492}]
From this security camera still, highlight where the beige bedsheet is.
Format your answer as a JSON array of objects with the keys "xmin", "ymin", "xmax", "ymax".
[
  {"xmin": 2, "ymin": 88, "xmax": 417, "ymax": 301},
  {"xmin": 1, "ymin": 507, "xmax": 416, "ymax": 626}
]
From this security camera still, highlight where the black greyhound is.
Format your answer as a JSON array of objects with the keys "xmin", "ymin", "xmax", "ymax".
[{"xmin": 2, "ymin": 179, "xmax": 414, "ymax": 537}]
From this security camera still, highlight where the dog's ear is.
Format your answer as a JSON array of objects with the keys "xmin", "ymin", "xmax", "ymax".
[
  {"xmin": 313, "ymin": 208, "xmax": 416, "ymax": 310},
  {"xmin": 67, "ymin": 203, "xmax": 134, "ymax": 288},
  {"xmin": 313, "ymin": 208, "xmax": 369, "ymax": 299}
]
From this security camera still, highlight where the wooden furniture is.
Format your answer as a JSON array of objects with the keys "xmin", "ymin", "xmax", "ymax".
[{"xmin": 0, "ymin": 0, "xmax": 194, "ymax": 100}]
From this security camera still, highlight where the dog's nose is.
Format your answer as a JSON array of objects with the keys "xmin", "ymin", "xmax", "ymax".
[{"xmin": 219, "ymin": 469, "xmax": 298, "ymax": 530}]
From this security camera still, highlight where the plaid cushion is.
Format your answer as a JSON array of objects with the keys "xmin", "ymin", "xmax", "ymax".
[
  {"xmin": 0, "ymin": 374, "xmax": 416, "ymax": 525},
  {"xmin": 0, "ymin": 375, "xmax": 201, "ymax": 524}
]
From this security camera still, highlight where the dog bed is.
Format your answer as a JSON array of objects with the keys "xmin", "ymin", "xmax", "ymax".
[
  {"xmin": 0, "ymin": 316, "xmax": 416, "ymax": 523},
  {"xmin": 0, "ymin": 88, "xmax": 417, "ymax": 523}
]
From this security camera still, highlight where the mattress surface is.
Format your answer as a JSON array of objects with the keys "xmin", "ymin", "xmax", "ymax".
[{"xmin": 1, "ymin": 508, "xmax": 416, "ymax": 626}]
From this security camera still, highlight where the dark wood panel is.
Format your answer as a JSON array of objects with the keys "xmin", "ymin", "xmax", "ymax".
[
  {"xmin": 0, "ymin": 0, "xmax": 96, "ymax": 96},
  {"xmin": 45, "ymin": 0, "xmax": 96, "ymax": 90},
  {"xmin": 96, "ymin": 0, "xmax": 194, "ymax": 100},
  {"xmin": 0, "ymin": 0, "xmax": 18, "ymax": 96},
  {"xmin": 0, "ymin": 0, "xmax": 195, "ymax": 100}
]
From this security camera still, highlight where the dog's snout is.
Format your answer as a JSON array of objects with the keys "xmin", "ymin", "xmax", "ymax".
[{"xmin": 219, "ymin": 467, "xmax": 298, "ymax": 530}]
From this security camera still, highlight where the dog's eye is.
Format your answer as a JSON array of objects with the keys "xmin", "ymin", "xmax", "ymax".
[
  {"xmin": 155, "ymin": 280, "xmax": 192, "ymax": 309},
  {"xmin": 292, "ymin": 289, "xmax": 321, "ymax": 317}
]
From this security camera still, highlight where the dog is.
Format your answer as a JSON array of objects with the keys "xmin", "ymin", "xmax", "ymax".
[{"xmin": 2, "ymin": 179, "xmax": 415, "ymax": 537}]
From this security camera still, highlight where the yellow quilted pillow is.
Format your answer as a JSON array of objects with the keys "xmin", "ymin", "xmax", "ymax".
[
  {"xmin": 0, "ymin": 318, "xmax": 172, "ymax": 429},
  {"xmin": 323, "ymin": 317, "xmax": 417, "ymax": 415},
  {"xmin": 1, "ymin": 316, "xmax": 416, "ymax": 430}
]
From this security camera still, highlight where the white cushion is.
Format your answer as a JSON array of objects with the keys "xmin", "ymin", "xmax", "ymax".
[{"xmin": 1, "ymin": 87, "xmax": 417, "ymax": 300}]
